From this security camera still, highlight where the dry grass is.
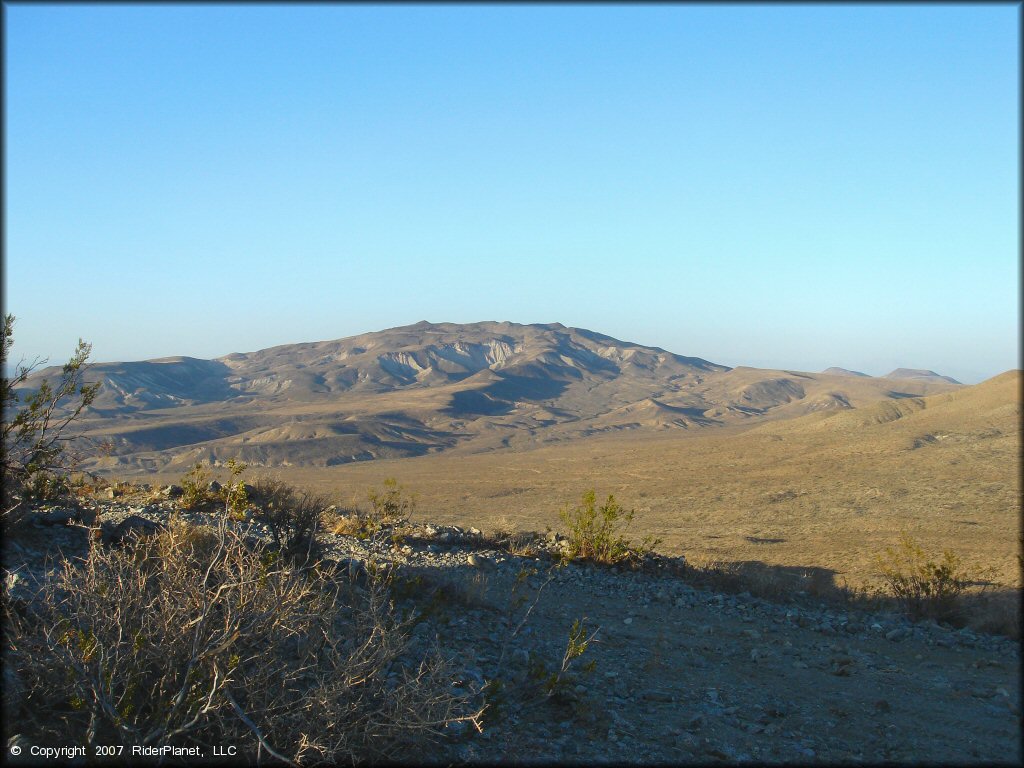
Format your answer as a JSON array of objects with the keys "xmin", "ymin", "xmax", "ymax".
[
  {"xmin": 299, "ymin": 373, "xmax": 1018, "ymax": 592},
  {"xmin": 329, "ymin": 514, "xmax": 364, "ymax": 537}
]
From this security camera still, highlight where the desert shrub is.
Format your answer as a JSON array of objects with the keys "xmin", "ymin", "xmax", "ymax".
[
  {"xmin": 480, "ymin": 564, "xmax": 600, "ymax": 727},
  {"xmin": 222, "ymin": 458, "xmax": 249, "ymax": 520},
  {"xmin": 3, "ymin": 517, "xmax": 481, "ymax": 763},
  {"xmin": 251, "ymin": 476, "xmax": 326, "ymax": 561},
  {"xmin": 1, "ymin": 314, "xmax": 98, "ymax": 524},
  {"xmin": 875, "ymin": 533, "xmax": 972, "ymax": 622},
  {"xmin": 482, "ymin": 518, "xmax": 541, "ymax": 558},
  {"xmin": 22, "ymin": 471, "xmax": 73, "ymax": 502},
  {"xmin": 365, "ymin": 478, "xmax": 416, "ymax": 531},
  {"xmin": 530, "ymin": 617, "xmax": 598, "ymax": 701},
  {"xmin": 178, "ymin": 463, "xmax": 214, "ymax": 511},
  {"xmin": 559, "ymin": 490, "xmax": 660, "ymax": 566}
]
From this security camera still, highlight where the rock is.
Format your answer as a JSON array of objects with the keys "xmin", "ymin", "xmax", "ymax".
[
  {"xmin": 623, "ymin": 617, "xmax": 633, "ymax": 625},
  {"xmin": 885, "ymin": 627, "xmax": 910, "ymax": 642},
  {"xmin": 102, "ymin": 515, "xmax": 164, "ymax": 545},
  {"xmin": 466, "ymin": 553, "xmax": 495, "ymax": 570},
  {"xmin": 35, "ymin": 508, "xmax": 79, "ymax": 526},
  {"xmin": 641, "ymin": 689, "xmax": 674, "ymax": 702},
  {"xmin": 207, "ymin": 480, "xmax": 222, "ymax": 493},
  {"xmin": 162, "ymin": 484, "xmax": 183, "ymax": 498},
  {"xmin": 750, "ymin": 647, "xmax": 771, "ymax": 663},
  {"xmin": 741, "ymin": 629, "xmax": 761, "ymax": 639}
]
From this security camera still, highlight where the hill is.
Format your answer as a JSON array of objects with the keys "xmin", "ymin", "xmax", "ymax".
[{"xmin": 17, "ymin": 321, "xmax": 962, "ymax": 473}]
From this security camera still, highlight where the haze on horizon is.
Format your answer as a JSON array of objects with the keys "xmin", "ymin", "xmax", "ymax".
[{"xmin": 4, "ymin": 5, "xmax": 1019, "ymax": 385}]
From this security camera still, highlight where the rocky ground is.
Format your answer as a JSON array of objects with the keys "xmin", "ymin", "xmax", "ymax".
[{"xmin": 3, "ymin": 487, "xmax": 1020, "ymax": 765}]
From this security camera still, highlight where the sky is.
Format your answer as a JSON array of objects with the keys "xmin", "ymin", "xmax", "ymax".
[{"xmin": 3, "ymin": 4, "xmax": 1019, "ymax": 384}]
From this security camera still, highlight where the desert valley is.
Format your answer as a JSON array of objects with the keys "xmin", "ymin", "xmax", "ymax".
[{"xmin": 21, "ymin": 320, "xmax": 1020, "ymax": 591}]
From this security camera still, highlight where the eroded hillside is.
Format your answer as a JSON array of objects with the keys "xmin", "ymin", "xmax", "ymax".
[{"xmin": 18, "ymin": 322, "xmax": 962, "ymax": 473}]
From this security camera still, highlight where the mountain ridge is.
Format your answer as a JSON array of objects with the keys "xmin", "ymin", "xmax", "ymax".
[{"xmin": 15, "ymin": 321, "xmax": 969, "ymax": 473}]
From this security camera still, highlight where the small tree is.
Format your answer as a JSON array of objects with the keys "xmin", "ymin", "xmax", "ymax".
[{"xmin": 1, "ymin": 315, "xmax": 99, "ymax": 522}]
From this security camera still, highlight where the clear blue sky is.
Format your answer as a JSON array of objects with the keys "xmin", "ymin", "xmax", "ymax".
[{"xmin": 4, "ymin": 4, "xmax": 1019, "ymax": 384}]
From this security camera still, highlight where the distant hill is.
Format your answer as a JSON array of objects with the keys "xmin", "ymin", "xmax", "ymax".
[
  {"xmin": 821, "ymin": 367, "xmax": 870, "ymax": 377},
  {"xmin": 884, "ymin": 368, "xmax": 961, "ymax": 385},
  {"xmin": 16, "ymin": 321, "xmax": 965, "ymax": 473}
]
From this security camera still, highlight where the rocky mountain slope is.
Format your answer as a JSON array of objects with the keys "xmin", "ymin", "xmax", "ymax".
[{"xmin": 17, "ymin": 322, "xmax": 964, "ymax": 474}]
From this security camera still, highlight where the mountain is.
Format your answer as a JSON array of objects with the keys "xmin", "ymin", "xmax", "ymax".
[
  {"xmin": 821, "ymin": 367, "xmax": 870, "ymax": 377},
  {"xmin": 16, "ymin": 322, "xmax": 964, "ymax": 474},
  {"xmin": 884, "ymin": 368, "xmax": 961, "ymax": 385}
]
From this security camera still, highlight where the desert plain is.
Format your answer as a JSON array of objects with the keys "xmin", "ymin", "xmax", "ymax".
[{"xmin": 49, "ymin": 321, "xmax": 1018, "ymax": 595}]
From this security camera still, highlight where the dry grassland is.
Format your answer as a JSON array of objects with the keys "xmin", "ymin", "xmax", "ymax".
[
  {"xmin": 235, "ymin": 372, "xmax": 1020, "ymax": 594},
  {"xmin": 131, "ymin": 372, "xmax": 1019, "ymax": 597}
]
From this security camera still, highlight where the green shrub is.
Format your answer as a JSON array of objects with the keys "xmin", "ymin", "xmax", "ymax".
[
  {"xmin": 559, "ymin": 490, "xmax": 660, "ymax": 566},
  {"xmin": 533, "ymin": 617, "xmax": 598, "ymax": 701},
  {"xmin": 1, "ymin": 314, "xmax": 98, "ymax": 524},
  {"xmin": 875, "ymin": 533, "xmax": 972, "ymax": 621},
  {"xmin": 222, "ymin": 458, "xmax": 249, "ymax": 520},
  {"xmin": 366, "ymin": 478, "xmax": 416, "ymax": 531},
  {"xmin": 179, "ymin": 463, "xmax": 213, "ymax": 510}
]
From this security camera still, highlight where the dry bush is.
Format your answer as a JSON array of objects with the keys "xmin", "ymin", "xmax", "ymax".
[
  {"xmin": 365, "ymin": 478, "xmax": 416, "ymax": 532},
  {"xmin": 4, "ymin": 518, "xmax": 481, "ymax": 764},
  {"xmin": 250, "ymin": 476, "xmax": 326, "ymax": 562},
  {"xmin": 505, "ymin": 533, "xmax": 540, "ymax": 558},
  {"xmin": 330, "ymin": 514, "xmax": 364, "ymax": 537},
  {"xmin": 480, "ymin": 518, "xmax": 540, "ymax": 558},
  {"xmin": 875, "ymin": 533, "xmax": 973, "ymax": 622}
]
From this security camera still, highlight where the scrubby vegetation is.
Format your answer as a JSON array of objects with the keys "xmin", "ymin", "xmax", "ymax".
[
  {"xmin": 249, "ymin": 475, "xmax": 327, "ymax": 562},
  {"xmin": 178, "ymin": 463, "xmax": 214, "ymax": 511},
  {"xmin": 4, "ymin": 517, "xmax": 482, "ymax": 763},
  {"xmin": 1, "ymin": 314, "xmax": 98, "ymax": 524},
  {"xmin": 328, "ymin": 478, "xmax": 416, "ymax": 538},
  {"xmin": 874, "ymin": 532, "xmax": 975, "ymax": 622},
  {"xmin": 559, "ymin": 490, "xmax": 660, "ymax": 566}
]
